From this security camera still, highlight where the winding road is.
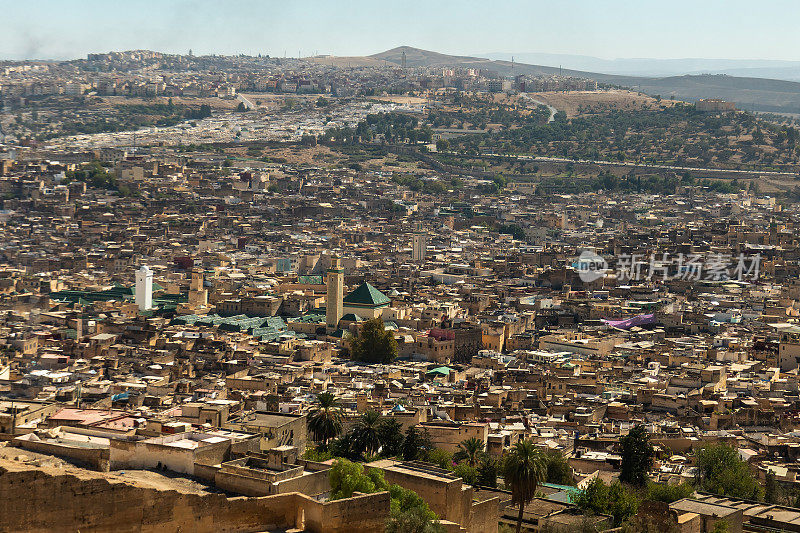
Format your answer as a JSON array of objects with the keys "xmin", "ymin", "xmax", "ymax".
[{"xmin": 519, "ymin": 92, "xmax": 557, "ymax": 123}]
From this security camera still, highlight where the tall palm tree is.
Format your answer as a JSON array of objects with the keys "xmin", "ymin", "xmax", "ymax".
[
  {"xmin": 352, "ymin": 409, "xmax": 382, "ymax": 457},
  {"xmin": 307, "ymin": 391, "xmax": 342, "ymax": 448},
  {"xmin": 455, "ymin": 437, "xmax": 485, "ymax": 468},
  {"xmin": 502, "ymin": 439, "xmax": 545, "ymax": 533}
]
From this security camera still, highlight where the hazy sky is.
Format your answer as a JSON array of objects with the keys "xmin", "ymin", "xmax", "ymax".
[{"xmin": 4, "ymin": 0, "xmax": 800, "ymax": 61}]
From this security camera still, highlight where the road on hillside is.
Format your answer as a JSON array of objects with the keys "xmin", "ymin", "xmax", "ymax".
[
  {"xmin": 519, "ymin": 93, "xmax": 557, "ymax": 123},
  {"xmin": 444, "ymin": 151, "xmax": 798, "ymax": 178}
]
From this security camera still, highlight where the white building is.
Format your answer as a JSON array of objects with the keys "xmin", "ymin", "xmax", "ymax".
[{"xmin": 135, "ymin": 266, "xmax": 153, "ymax": 311}]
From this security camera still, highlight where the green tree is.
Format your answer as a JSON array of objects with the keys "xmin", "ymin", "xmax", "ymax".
[
  {"xmin": 402, "ymin": 425, "xmax": 433, "ymax": 461},
  {"xmin": 435, "ymin": 139, "xmax": 449, "ymax": 152},
  {"xmin": 386, "ymin": 484, "xmax": 445, "ymax": 533},
  {"xmin": 619, "ymin": 425, "xmax": 654, "ymax": 487},
  {"xmin": 710, "ymin": 520, "xmax": 730, "ymax": 533},
  {"xmin": 329, "ymin": 458, "xmax": 388, "ymax": 499},
  {"xmin": 454, "ymin": 437, "xmax": 485, "ymax": 468},
  {"xmin": 574, "ymin": 479, "xmax": 639, "ymax": 527},
  {"xmin": 329, "ymin": 459, "xmax": 445, "ymax": 532},
  {"xmin": 477, "ymin": 456, "xmax": 499, "ymax": 488},
  {"xmin": 427, "ymin": 448, "xmax": 454, "ymax": 470},
  {"xmin": 329, "ymin": 431, "xmax": 360, "ymax": 461},
  {"xmin": 695, "ymin": 444, "xmax": 763, "ymax": 500},
  {"xmin": 386, "ymin": 505, "xmax": 446, "ymax": 533},
  {"xmin": 646, "ymin": 481, "xmax": 694, "ymax": 503},
  {"xmin": 503, "ymin": 440, "xmax": 546, "ymax": 533},
  {"xmin": 453, "ymin": 462, "xmax": 478, "ymax": 485},
  {"xmin": 352, "ymin": 410, "xmax": 383, "ymax": 457},
  {"xmin": 350, "ymin": 318, "xmax": 399, "ymax": 364},
  {"xmin": 307, "ymin": 391, "xmax": 342, "ymax": 448},
  {"xmin": 543, "ymin": 449, "xmax": 574, "ymax": 486},
  {"xmin": 377, "ymin": 418, "xmax": 405, "ymax": 458},
  {"xmin": 765, "ymin": 471, "xmax": 779, "ymax": 504}
]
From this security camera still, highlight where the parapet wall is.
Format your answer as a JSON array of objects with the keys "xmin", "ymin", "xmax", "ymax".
[
  {"xmin": 0, "ymin": 458, "xmax": 389, "ymax": 533},
  {"xmin": 302, "ymin": 490, "xmax": 391, "ymax": 533},
  {"xmin": 12, "ymin": 437, "xmax": 110, "ymax": 471},
  {"xmin": 0, "ymin": 460, "xmax": 293, "ymax": 533}
]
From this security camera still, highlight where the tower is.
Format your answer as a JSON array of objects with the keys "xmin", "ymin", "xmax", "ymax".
[
  {"xmin": 326, "ymin": 254, "xmax": 344, "ymax": 330},
  {"xmin": 135, "ymin": 266, "xmax": 153, "ymax": 311},
  {"xmin": 412, "ymin": 232, "xmax": 427, "ymax": 262},
  {"xmin": 401, "ymin": 50, "xmax": 407, "ymax": 69},
  {"xmin": 188, "ymin": 269, "xmax": 208, "ymax": 308}
]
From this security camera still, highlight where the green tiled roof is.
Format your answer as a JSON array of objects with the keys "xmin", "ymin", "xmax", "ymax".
[
  {"xmin": 343, "ymin": 282, "xmax": 390, "ymax": 307},
  {"xmin": 50, "ymin": 285, "xmax": 134, "ymax": 303},
  {"xmin": 289, "ymin": 312, "xmax": 325, "ymax": 324},
  {"xmin": 173, "ymin": 313, "xmax": 287, "ymax": 340}
]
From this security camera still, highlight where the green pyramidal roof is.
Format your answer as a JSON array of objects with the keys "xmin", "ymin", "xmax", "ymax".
[{"xmin": 343, "ymin": 282, "xmax": 391, "ymax": 307}]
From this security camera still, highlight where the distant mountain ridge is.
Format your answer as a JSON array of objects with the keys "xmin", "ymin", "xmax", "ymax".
[
  {"xmin": 482, "ymin": 52, "xmax": 800, "ymax": 81},
  {"xmin": 369, "ymin": 46, "xmax": 800, "ymax": 113}
]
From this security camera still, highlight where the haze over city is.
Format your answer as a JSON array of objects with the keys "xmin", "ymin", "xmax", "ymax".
[
  {"xmin": 2, "ymin": 2, "xmax": 800, "ymax": 533},
  {"xmin": 6, "ymin": 0, "xmax": 800, "ymax": 63}
]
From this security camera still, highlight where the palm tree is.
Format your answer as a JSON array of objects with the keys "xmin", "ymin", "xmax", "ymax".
[
  {"xmin": 307, "ymin": 392, "xmax": 342, "ymax": 448},
  {"xmin": 502, "ymin": 439, "xmax": 545, "ymax": 533},
  {"xmin": 352, "ymin": 409, "xmax": 382, "ymax": 457},
  {"xmin": 455, "ymin": 437, "xmax": 485, "ymax": 468}
]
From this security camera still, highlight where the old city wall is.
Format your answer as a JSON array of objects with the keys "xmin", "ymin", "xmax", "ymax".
[
  {"xmin": 271, "ymin": 467, "xmax": 330, "ymax": 496},
  {"xmin": 214, "ymin": 469, "xmax": 270, "ymax": 496},
  {"xmin": 110, "ymin": 440, "xmax": 195, "ymax": 475},
  {"xmin": 468, "ymin": 496, "xmax": 500, "ymax": 533},
  {"xmin": 11, "ymin": 438, "xmax": 110, "ymax": 471},
  {"xmin": 381, "ymin": 467, "xmax": 472, "ymax": 527},
  {"xmin": 0, "ymin": 458, "xmax": 392, "ymax": 533},
  {"xmin": 0, "ymin": 460, "xmax": 296, "ymax": 533},
  {"xmin": 301, "ymin": 490, "xmax": 391, "ymax": 533}
]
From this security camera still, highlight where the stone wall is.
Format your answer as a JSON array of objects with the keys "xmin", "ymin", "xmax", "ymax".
[
  {"xmin": 0, "ymin": 460, "xmax": 295, "ymax": 533},
  {"xmin": 381, "ymin": 466, "xmax": 472, "ymax": 526},
  {"xmin": 469, "ymin": 496, "xmax": 500, "ymax": 533},
  {"xmin": 215, "ymin": 469, "xmax": 270, "ymax": 496},
  {"xmin": 271, "ymin": 467, "xmax": 330, "ymax": 496},
  {"xmin": 302, "ymin": 491, "xmax": 391, "ymax": 533},
  {"xmin": 0, "ymin": 458, "xmax": 389, "ymax": 533},
  {"xmin": 12, "ymin": 437, "xmax": 110, "ymax": 471}
]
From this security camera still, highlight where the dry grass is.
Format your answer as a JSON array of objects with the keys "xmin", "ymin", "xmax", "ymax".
[{"xmin": 529, "ymin": 89, "xmax": 681, "ymax": 117}]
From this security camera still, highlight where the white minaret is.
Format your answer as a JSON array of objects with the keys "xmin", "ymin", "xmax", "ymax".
[
  {"xmin": 412, "ymin": 232, "xmax": 427, "ymax": 262},
  {"xmin": 135, "ymin": 265, "xmax": 153, "ymax": 311},
  {"xmin": 326, "ymin": 255, "xmax": 344, "ymax": 330}
]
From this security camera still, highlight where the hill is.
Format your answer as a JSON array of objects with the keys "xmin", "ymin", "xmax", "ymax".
[
  {"xmin": 483, "ymin": 53, "xmax": 800, "ymax": 81},
  {"xmin": 368, "ymin": 46, "xmax": 800, "ymax": 114}
]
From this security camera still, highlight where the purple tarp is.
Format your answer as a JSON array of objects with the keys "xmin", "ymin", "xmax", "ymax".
[{"xmin": 602, "ymin": 313, "xmax": 656, "ymax": 329}]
